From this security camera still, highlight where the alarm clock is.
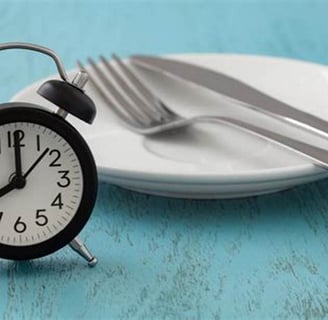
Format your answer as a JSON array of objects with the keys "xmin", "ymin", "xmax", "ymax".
[{"xmin": 0, "ymin": 43, "xmax": 98, "ymax": 266}]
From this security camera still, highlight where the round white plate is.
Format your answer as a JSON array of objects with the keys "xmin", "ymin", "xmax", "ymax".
[{"xmin": 11, "ymin": 54, "xmax": 328, "ymax": 198}]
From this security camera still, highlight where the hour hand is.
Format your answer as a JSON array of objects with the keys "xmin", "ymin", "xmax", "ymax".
[
  {"xmin": 0, "ymin": 174, "xmax": 26, "ymax": 197},
  {"xmin": 0, "ymin": 181, "xmax": 16, "ymax": 198}
]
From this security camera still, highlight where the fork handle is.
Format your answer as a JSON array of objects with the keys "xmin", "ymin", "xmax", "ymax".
[{"xmin": 194, "ymin": 116, "xmax": 328, "ymax": 169}]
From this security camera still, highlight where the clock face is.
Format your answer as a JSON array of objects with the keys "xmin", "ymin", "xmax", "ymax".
[
  {"xmin": 0, "ymin": 121, "xmax": 83, "ymax": 246},
  {"xmin": 0, "ymin": 105, "xmax": 98, "ymax": 260}
]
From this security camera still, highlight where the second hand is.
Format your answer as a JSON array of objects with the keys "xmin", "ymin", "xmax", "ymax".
[{"xmin": 23, "ymin": 148, "xmax": 50, "ymax": 179}]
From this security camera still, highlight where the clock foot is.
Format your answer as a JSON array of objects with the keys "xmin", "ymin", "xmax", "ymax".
[{"xmin": 69, "ymin": 237, "xmax": 98, "ymax": 267}]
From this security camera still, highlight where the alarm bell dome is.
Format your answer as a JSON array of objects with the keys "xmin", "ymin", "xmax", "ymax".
[{"xmin": 37, "ymin": 80, "xmax": 96, "ymax": 124}]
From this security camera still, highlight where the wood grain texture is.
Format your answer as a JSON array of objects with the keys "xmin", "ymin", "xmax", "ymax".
[{"xmin": 1, "ymin": 1, "xmax": 328, "ymax": 319}]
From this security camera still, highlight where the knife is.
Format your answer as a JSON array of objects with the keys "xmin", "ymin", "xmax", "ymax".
[{"xmin": 130, "ymin": 55, "xmax": 328, "ymax": 137}]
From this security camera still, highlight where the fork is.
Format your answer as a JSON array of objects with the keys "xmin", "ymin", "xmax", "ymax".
[{"xmin": 77, "ymin": 55, "xmax": 328, "ymax": 168}]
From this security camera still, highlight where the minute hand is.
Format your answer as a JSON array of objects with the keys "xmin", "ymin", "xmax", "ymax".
[
  {"xmin": 14, "ymin": 131, "xmax": 23, "ymax": 178},
  {"xmin": 130, "ymin": 55, "xmax": 328, "ymax": 136}
]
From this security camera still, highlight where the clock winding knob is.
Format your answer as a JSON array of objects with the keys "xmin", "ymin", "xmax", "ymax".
[{"xmin": 72, "ymin": 71, "xmax": 88, "ymax": 89}]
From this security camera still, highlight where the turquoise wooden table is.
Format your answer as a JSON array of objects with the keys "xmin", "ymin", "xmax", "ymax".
[{"xmin": 1, "ymin": 1, "xmax": 328, "ymax": 319}]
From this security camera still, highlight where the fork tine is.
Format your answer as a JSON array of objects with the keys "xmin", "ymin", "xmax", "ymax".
[
  {"xmin": 112, "ymin": 54, "xmax": 174, "ymax": 118},
  {"xmin": 87, "ymin": 57, "xmax": 152, "ymax": 125},
  {"xmin": 77, "ymin": 60, "xmax": 142, "ymax": 128},
  {"xmin": 99, "ymin": 55, "xmax": 161, "ymax": 122}
]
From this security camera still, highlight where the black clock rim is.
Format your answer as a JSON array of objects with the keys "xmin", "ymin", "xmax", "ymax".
[{"xmin": 0, "ymin": 103, "xmax": 98, "ymax": 260}]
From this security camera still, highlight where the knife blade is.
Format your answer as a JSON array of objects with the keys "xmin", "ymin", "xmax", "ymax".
[{"xmin": 130, "ymin": 55, "xmax": 328, "ymax": 137}]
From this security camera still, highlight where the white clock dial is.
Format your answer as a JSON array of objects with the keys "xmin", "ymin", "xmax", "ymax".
[{"xmin": 0, "ymin": 122, "xmax": 83, "ymax": 246}]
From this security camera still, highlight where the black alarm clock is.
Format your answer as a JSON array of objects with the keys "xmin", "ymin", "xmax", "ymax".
[{"xmin": 0, "ymin": 43, "xmax": 98, "ymax": 266}]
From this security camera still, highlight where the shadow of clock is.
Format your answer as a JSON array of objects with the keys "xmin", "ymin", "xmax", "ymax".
[{"xmin": 0, "ymin": 255, "xmax": 91, "ymax": 275}]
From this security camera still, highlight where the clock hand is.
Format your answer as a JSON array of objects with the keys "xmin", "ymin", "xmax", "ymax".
[
  {"xmin": 1, "ymin": 147, "xmax": 50, "ymax": 197},
  {"xmin": 0, "ymin": 181, "xmax": 16, "ymax": 198},
  {"xmin": 1, "ymin": 131, "xmax": 27, "ymax": 194},
  {"xmin": 13, "ymin": 131, "xmax": 23, "ymax": 178},
  {"xmin": 24, "ymin": 148, "xmax": 50, "ymax": 179},
  {"xmin": 1, "ymin": 132, "xmax": 27, "ymax": 195}
]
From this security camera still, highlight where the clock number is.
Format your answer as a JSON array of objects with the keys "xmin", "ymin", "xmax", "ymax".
[
  {"xmin": 35, "ymin": 209, "xmax": 48, "ymax": 227},
  {"xmin": 7, "ymin": 130, "xmax": 25, "ymax": 148},
  {"xmin": 57, "ymin": 170, "xmax": 71, "ymax": 188},
  {"xmin": 49, "ymin": 149, "xmax": 61, "ymax": 167},
  {"xmin": 51, "ymin": 193, "xmax": 63, "ymax": 210},
  {"xmin": 14, "ymin": 217, "xmax": 27, "ymax": 234}
]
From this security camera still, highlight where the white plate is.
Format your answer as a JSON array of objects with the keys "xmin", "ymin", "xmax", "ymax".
[{"xmin": 11, "ymin": 54, "xmax": 328, "ymax": 198}]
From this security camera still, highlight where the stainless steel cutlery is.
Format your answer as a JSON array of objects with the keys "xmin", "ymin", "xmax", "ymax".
[
  {"xmin": 77, "ymin": 55, "xmax": 328, "ymax": 168},
  {"xmin": 130, "ymin": 55, "xmax": 328, "ymax": 138}
]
